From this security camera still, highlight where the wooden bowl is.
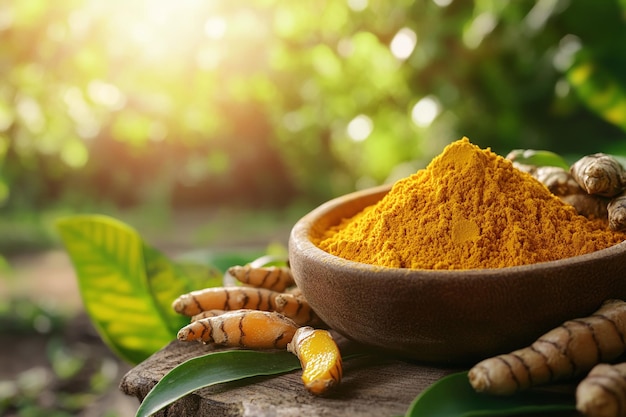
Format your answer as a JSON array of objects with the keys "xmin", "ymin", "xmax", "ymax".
[{"xmin": 288, "ymin": 185, "xmax": 626, "ymax": 364}]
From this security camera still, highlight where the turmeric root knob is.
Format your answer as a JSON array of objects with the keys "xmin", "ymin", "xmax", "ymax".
[
  {"xmin": 287, "ymin": 326, "xmax": 342, "ymax": 395},
  {"xmin": 469, "ymin": 299, "xmax": 626, "ymax": 396},
  {"xmin": 570, "ymin": 153, "xmax": 626, "ymax": 198},
  {"xmin": 576, "ymin": 362, "xmax": 626, "ymax": 417}
]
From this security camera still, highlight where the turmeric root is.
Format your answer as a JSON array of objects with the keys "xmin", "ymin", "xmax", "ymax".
[
  {"xmin": 513, "ymin": 164, "xmax": 581, "ymax": 197},
  {"xmin": 172, "ymin": 287, "xmax": 280, "ymax": 316},
  {"xmin": 530, "ymin": 165, "xmax": 611, "ymax": 219},
  {"xmin": 608, "ymin": 191, "xmax": 626, "ymax": 231},
  {"xmin": 570, "ymin": 153, "xmax": 626, "ymax": 197},
  {"xmin": 534, "ymin": 166, "xmax": 582, "ymax": 195},
  {"xmin": 560, "ymin": 192, "xmax": 610, "ymax": 220},
  {"xmin": 576, "ymin": 362, "xmax": 626, "ymax": 417},
  {"xmin": 469, "ymin": 299, "xmax": 626, "ymax": 396},
  {"xmin": 513, "ymin": 163, "xmax": 610, "ymax": 219},
  {"xmin": 287, "ymin": 326, "xmax": 342, "ymax": 395},
  {"xmin": 177, "ymin": 309, "xmax": 299, "ymax": 349},
  {"xmin": 275, "ymin": 292, "xmax": 323, "ymax": 327},
  {"xmin": 227, "ymin": 264, "xmax": 295, "ymax": 292}
]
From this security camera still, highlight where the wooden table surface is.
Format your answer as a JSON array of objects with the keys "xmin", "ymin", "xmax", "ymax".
[{"xmin": 120, "ymin": 333, "xmax": 583, "ymax": 417}]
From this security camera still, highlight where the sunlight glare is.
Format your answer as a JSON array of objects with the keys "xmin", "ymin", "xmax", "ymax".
[
  {"xmin": 463, "ymin": 12, "xmax": 497, "ymax": 49},
  {"xmin": 204, "ymin": 16, "xmax": 227, "ymax": 40},
  {"xmin": 63, "ymin": 87, "xmax": 100, "ymax": 139},
  {"xmin": 390, "ymin": 28, "xmax": 417, "ymax": 61},
  {"xmin": 16, "ymin": 95, "xmax": 45, "ymax": 134},
  {"xmin": 524, "ymin": 0, "xmax": 560, "ymax": 34},
  {"xmin": 347, "ymin": 114, "xmax": 373, "ymax": 142},
  {"xmin": 411, "ymin": 96, "xmax": 441, "ymax": 128},
  {"xmin": 84, "ymin": 0, "xmax": 212, "ymax": 64},
  {"xmin": 87, "ymin": 80, "xmax": 126, "ymax": 111},
  {"xmin": 0, "ymin": 6, "xmax": 13, "ymax": 31},
  {"xmin": 347, "ymin": 0, "xmax": 368, "ymax": 12},
  {"xmin": 554, "ymin": 78, "xmax": 570, "ymax": 98},
  {"xmin": 432, "ymin": 0, "xmax": 453, "ymax": 7},
  {"xmin": 553, "ymin": 34, "xmax": 581, "ymax": 71},
  {"xmin": 196, "ymin": 47, "xmax": 223, "ymax": 70},
  {"xmin": 67, "ymin": 9, "xmax": 91, "ymax": 38}
]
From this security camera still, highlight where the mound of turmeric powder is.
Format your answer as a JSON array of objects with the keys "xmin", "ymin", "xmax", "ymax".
[{"xmin": 315, "ymin": 138, "xmax": 626, "ymax": 270}]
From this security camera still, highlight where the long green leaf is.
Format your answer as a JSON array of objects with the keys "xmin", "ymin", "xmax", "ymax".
[
  {"xmin": 57, "ymin": 215, "xmax": 174, "ymax": 364},
  {"xmin": 405, "ymin": 372, "xmax": 576, "ymax": 417},
  {"xmin": 144, "ymin": 245, "xmax": 223, "ymax": 334},
  {"xmin": 136, "ymin": 350, "xmax": 301, "ymax": 417}
]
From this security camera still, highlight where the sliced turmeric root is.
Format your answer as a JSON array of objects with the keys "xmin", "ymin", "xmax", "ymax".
[
  {"xmin": 177, "ymin": 309, "xmax": 298, "ymax": 349},
  {"xmin": 287, "ymin": 326, "xmax": 342, "ymax": 395},
  {"xmin": 469, "ymin": 299, "xmax": 626, "ymax": 395}
]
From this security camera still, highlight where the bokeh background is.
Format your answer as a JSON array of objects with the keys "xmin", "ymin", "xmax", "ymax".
[{"xmin": 1, "ymin": 0, "xmax": 626, "ymax": 415}]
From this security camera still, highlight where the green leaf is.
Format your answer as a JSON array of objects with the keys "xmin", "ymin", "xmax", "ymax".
[
  {"xmin": 506, "ymin": 149, "xmax": 570, "ymax": 170},
  {"xmin": 136, "ymin": 350, "xmax": 301, "ymax": 417},
  {"xmin": 567, "ymin": 50, "xmax": 626, "ymax": 133},
  {"xmin": 57, "ymin": 215, "xmax": 175, "ymax": 364},
  {"xmin": 405, "ymin": 372, "xmax": 576, "ymax": 417},
  {"xmin": 144, "ymin": 245, "xmax": 223, "ymax": 334}
]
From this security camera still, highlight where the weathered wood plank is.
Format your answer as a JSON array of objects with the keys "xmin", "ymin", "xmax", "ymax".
[
  {"xmin": 120, "ymin": 334, "xmax": 458, "ymax": 417},
  {"xmin": 120, "ymin": 334, "xmax": 583, "ymax": 417}
]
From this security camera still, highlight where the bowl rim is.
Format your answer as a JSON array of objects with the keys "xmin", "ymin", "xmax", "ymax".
[{"xmin": 291, "ymin": 184, "xmax": 626, "ymax": 276}]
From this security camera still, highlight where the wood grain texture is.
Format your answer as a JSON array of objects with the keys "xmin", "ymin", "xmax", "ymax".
[
  {"xmin": 120, "ymin": 333, "xmax": 456, "ymax": 417},
  {"xmin": 120, "ymin": 334, "xmax": 585, "ymax": 417}
]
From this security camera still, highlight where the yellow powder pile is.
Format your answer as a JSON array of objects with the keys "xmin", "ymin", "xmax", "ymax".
[{"xmin": 315, "ymin": 138, "xmax": 625, "ymax": 270}]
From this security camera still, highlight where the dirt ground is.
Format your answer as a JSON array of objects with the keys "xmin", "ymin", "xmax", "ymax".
[
  {"xmin": 2, "ymin": 250, "xmax": 84, "ymax": 312},
  {"xmin": 0, "ymin": 250, "xmax": 140, "ymax": 417}
]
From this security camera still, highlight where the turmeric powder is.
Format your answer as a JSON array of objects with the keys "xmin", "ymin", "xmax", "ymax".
[{"xmin": 315, "ymin": 138, "xmax": 625, "ymax": 270}]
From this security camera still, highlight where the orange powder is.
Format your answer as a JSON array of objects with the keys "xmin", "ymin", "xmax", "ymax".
[{"xmin": 315, "ymin": 138, "xmax": 625, "ymax": 270}]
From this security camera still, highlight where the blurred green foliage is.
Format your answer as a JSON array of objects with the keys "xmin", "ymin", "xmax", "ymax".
[
  {"xmin": 0, "ymin": 299, "xmax": 126, "ymax": 417},
  {"xmin": 1, "ymin": 0, "xmax": 626, "ymax": 215}
]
